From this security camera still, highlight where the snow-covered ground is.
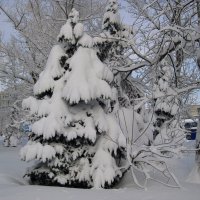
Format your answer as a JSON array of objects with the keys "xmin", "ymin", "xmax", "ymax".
[{"xmin": 0, "ymin": 137, "xmax": 200, "ymax": 200}]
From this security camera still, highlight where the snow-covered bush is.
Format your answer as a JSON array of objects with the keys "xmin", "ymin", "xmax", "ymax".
[
  {"xmin": 20, "ymin": 8, "xmax": 126, "ymax": 189},
  {"xmin": 120, "ymin": 61, "xmax": 185, "ymax": 188}
]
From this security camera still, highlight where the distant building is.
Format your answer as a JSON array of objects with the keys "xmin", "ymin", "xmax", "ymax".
[
  {"xmin": 0, "ymin": 91, "xmax": 15, "ymax": 108},
  {"xmin": 189, "ymin": 105, "xmax": 200, "ymax": 118}
]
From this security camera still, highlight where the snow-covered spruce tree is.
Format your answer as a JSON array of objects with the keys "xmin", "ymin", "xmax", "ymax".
[
  {"xmin": 152, "ymin": 62, "xmax": 182, "ymax": 144},
  {"xmin": 20, "ymin": 8, "xmax": 126, "ymax": 188},
  {"xmin": 94, "ymin": 0, "xmax": 143, "ymax": 108}
]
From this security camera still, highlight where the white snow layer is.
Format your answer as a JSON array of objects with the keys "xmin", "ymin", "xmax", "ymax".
[
  {"xmin": 91, "ymin": 149, "xmax": 121, "ymax": 188},
  {"xmin": 34, "ymin": 45, "xmax": 65, "ymax": 95},
  {"xmin": 57, "ymin": 8, "xmax": 80, "ymax": 42},
  {"xmin": 187, "ymin": 164, "xmax": 200, "ymax": 184},
  {"xmin": 116, "ymin": 108, "xmax": 152, "ymax": 146},
  {"xmin": 62, "ymin": 111, "xmax": 97, "ymax": 143},
  {"xmin": 57, "ymin": 21, "xmax": 75, "ymax": 43},
  {"xmin": 1, "ymin": 143, "xmax": 200, "ymax": 200},
  {"xmin": 20, "ymin": 142, "xmax": 56, "ymax": 162},
  {"xmin": 74, "ymin": 23, "xmax": 84, "ymax": 39},
  {"xmin": 103, "ymin": 11, "xmax": 120, "ymax": 25},
  {"xmin": 68, "ymin": 8, "xmax": 80, "ymax": 24},
  {"xmin": 22, "ymin": 96, "xmax": 51, "ymax": 117},
  {"xmin": 101, "ymin": 114, "xmax": 126, "ymax": 154},
  {"xmin": 22, "ymin": 96, "xmax": 39, "ymax": 115},
  {"xmin": 77, "ymin": 33, "xmax": 93, "ymax": 48},
  {"xmin": 62, "ymin": 47, "xmax": 113, "ymax": 104},
  {"xmin": 103, "ymin": 0, "xmax": 120, "ymax": 30},
  {"xmin": 9, "ymin": 136, "xmax": 19, "ymax": 147},
  {"xmin": 32, "ymin": 115, "xmax": 62, "ymax": 139},
  {"xmin": 32, "ymin": 78, "xmax": 70, "ymax": 139}
]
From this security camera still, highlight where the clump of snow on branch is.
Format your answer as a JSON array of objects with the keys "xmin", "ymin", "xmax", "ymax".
[
  {"xmin": 34, "ymin": 45, "xmax": 65, "ymax": 96},
  {"xmin": 103, "ymin": 0, "xmax": 120, "ymax": 30},
  {"xmin": 62, "ymin": 47, "xmax": 113, "ymax": 104}
]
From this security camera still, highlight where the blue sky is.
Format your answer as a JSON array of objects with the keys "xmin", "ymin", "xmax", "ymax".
[
  {"xmin": 0, "ymin": 0, "xmax": 16, "ymax": 41},
  {"xmin": 0, "ymin": 14, "xmax": 14, "ymax": 41}
]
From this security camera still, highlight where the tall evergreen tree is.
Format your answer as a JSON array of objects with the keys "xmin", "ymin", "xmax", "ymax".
[
  {"xmin": 21, "ymin": 8, "xmax": 126, "ymax": 188},
  {"xmin": 153, "ymin": 61, "xmax": 181, "ymax": 144},
  {"xmin": 94, "ymin": 0, "xmax": 143, "ymax": 108}
]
